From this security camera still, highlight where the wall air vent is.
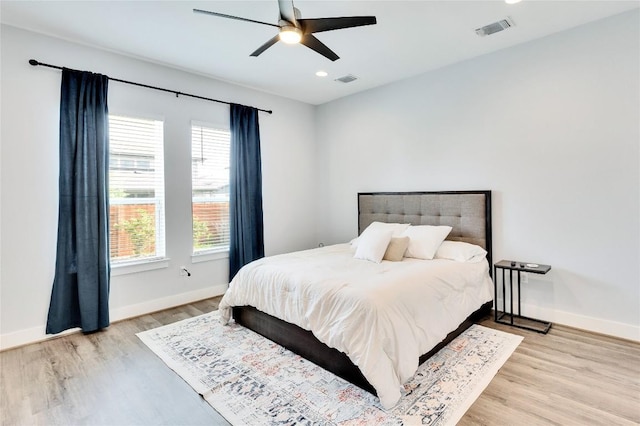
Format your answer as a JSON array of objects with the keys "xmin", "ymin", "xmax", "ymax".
[
  {"xmin": 475, "ymin": 17, "xmax": 515, "ymax": 37},
  {"xmin": 335, "ymin": 74, "xmax": 358, "ymax": 83}
]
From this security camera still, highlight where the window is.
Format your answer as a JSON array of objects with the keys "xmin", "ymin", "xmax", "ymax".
[
  {"xmin": 109, "ymin": 115, "xmax": 165, "ymax": 264},
  {"xmin": 191, "ymin": 123, "xmax": 230, "ymax": 254}
]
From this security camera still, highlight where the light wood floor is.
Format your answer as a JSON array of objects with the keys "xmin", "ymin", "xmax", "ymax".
[{"xmin": 1, "ymin": 297, "xmax": 638, "ymax": 425}]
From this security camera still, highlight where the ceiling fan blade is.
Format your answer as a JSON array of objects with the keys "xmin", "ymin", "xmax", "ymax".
[
  {"xmin": 193, "ymin": 8, "xmax": 279, "ymax": 28},
  {"xmin": 299, "ymin": 16, "xmax": 377, "ymax": 34},
  {"xmin": 300, "ymin": 34, "xmax": 339, "ymax": 61},
  {"xmin": 277, "ymin": 0, "xmax": 297, "ymax": 23},
  {"xmin": 250, "ymin": 35, "xmax": 281, "ymax": 57}
]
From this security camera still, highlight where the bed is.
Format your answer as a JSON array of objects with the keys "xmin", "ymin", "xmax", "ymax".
[{"xmin": 219, "ymin": 191, "xmax": 493, "ymax": 409}]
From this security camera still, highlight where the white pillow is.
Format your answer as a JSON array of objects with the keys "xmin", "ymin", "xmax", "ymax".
[
  {"xmin": 351, "ymin": 222, "xmax": 410, "ymax": 248},
  {"xmin": 435, "ymin": 240, "xmax": 487, "ymax": 262},
  {"xmin": 402, "ymin": 225, "xmax": 453, "ymax": 260},
  {"xmin": 354, "ymin": 227, "xmax": 394, "ymax": 263}
]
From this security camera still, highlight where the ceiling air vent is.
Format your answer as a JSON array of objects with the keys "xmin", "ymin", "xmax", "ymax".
[
  {"xmin": 335, "ymin": 74, "xmax": 358, "ymax": 84},
  {"xmin": 475, "ymin": 17, "xmax": 515, "ymax": 37}
]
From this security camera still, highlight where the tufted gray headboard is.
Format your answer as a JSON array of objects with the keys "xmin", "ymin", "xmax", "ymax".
[{"xmin": 358, "ymin": 191, "xmax": 492, "ymax": 270}]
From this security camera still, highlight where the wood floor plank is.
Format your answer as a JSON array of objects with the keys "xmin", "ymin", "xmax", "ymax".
[
  {"xmin": 1, "ymin": 298, "xmax": 638, "ymax": 425},
  {"xmin": 470, "ymin": 317, "xmax": 640, "ymax": 425}
]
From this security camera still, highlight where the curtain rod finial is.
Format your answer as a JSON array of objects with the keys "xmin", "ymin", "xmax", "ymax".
[{"xmin": 29, "ymin": 59, "xmax": 39, "ymax": 66}]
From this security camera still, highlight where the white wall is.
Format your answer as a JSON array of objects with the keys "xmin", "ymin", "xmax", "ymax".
[
  {"xmin": 315, "ymin": 10, "xmax": 639, "ymax": 340},
  {"xmin": 0, "ymin": 25, "xmax": 318, "ymax": 349}
]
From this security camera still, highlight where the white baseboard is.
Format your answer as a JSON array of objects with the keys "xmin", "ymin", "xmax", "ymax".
[
  {"xmin": 495, "ymin": 299, "xmax": 640, "ymax": 342},
  {"xmin": 109, "ymin": 284, "xmax": 227, "ymax": 322},
  {"xmin": 0, "ymin": 284, "xmax": 227, "ymax": 352}
]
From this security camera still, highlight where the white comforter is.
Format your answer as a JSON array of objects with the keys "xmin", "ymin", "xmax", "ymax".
[{"xmin": 218, "ymin": 243, "xmax": 493, "ymax": 409}]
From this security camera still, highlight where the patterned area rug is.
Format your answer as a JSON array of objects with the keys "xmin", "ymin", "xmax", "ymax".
[{"xmin": 138, "ymin": 311, "xmax": 522, "ymax": 426}]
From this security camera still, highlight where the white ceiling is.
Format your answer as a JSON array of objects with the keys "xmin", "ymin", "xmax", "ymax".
[{"xmin": 1, "ymin": 1, "xmax": 638, "ymax": 105}]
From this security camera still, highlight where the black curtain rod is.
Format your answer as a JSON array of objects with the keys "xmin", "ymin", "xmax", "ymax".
[{"xmin": 29, "ymin": 59, "xmax": 273, "ymax": 114}]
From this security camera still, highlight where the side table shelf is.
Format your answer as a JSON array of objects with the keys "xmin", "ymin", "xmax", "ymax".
[{"xmin": 494, "ymin": 260, "xmax": 552, "ymax": 334}]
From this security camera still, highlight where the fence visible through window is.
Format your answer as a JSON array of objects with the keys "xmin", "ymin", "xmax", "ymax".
[
  {"xmin": 109, "ymin": 198, "xmax": 162, "ymax": 262},
  {"xmin": 193, "ymin": 197, "xmax": 229, "ymax": 252}
]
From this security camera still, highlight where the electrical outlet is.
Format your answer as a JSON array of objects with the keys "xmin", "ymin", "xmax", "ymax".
[{"xmin": 521, "ymin": 272, "xmax": 528, "ymax": 284}]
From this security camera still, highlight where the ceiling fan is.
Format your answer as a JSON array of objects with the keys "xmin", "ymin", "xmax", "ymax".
[{"xmin": 193, "ymin": 0, "xmax": 377, "ymax": 61}]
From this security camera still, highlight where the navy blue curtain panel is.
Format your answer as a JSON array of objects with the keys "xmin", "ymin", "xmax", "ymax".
[
  {"xmin": 46, "ymin": 68, "xmax": 110, "ymax": 334},
  {"xmin": 229, "ymin": 104, "xmax": 265, "ymax": 281}
]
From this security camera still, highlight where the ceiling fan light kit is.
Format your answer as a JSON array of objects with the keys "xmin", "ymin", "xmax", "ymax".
[
  {"xmin": 279, "ymin": 25, "xmax": 302, "ymax": 44},
  {"xmin": 194, "ymin": 0, "xmax": 376, "ymax": 61}
]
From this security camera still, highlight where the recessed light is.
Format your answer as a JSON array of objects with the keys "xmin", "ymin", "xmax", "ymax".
[
  {"xmin": 505, "ymin": 0, "xmax": 522, "ymax": 4},
  {"xmin": 315, "ymin": 71, "xmax": 328, "ymax": 77}
]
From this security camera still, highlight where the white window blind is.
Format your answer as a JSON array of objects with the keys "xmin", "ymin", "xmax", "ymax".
[
  {"xmin": 191, "ymin": 123, "xmax": 230, "ymax": 254},
  {"xmin": 109, "ymin": 115, "xmax": 166, "ymax": 264}
]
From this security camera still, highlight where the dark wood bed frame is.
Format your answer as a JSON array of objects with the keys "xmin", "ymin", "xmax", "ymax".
[{"xmin": 232, "ymin": 190, "xmax": 493, "ymax": 396}]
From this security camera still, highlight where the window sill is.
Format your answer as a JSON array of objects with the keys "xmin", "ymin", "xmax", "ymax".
[
  {"xmin": 191, "ymin": 250, "xmax": 229, "ymax": 264},
  {"xmin": 111, "ymin": 257, "xmax": 170, "ymax": 276}
]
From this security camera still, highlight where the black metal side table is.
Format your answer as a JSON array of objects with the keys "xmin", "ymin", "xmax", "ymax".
[{"xmin": 494, "ymin": 260, "xmax": 552, "ymax": 334}]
